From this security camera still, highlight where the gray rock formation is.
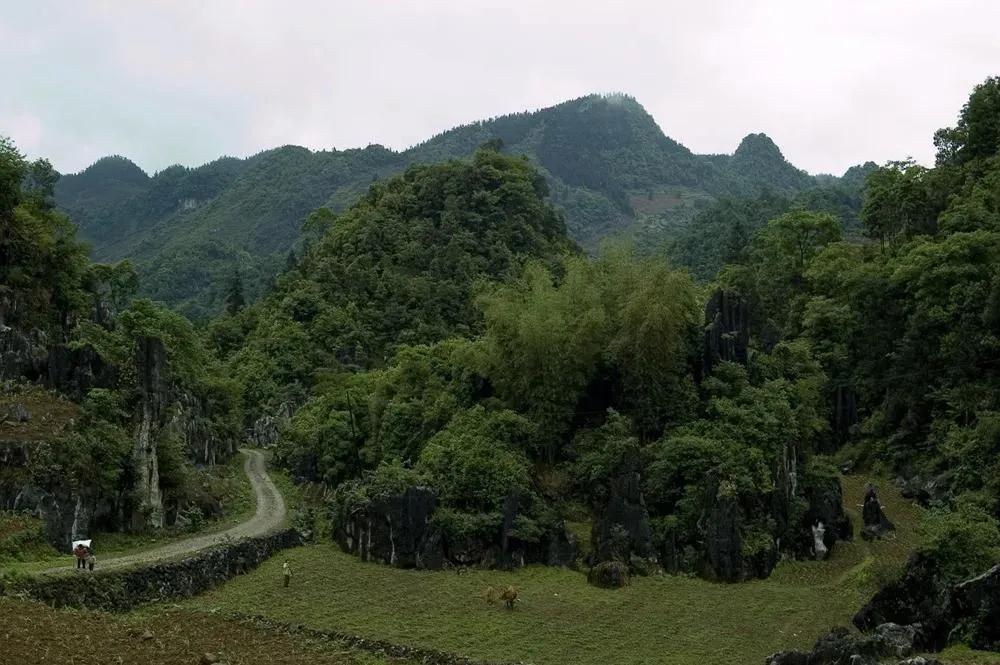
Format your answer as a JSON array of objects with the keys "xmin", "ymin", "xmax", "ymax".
[
  {"xmin": 950, "ymin": 562, "xmax": 1000, "ymax": 651},
  {"xmin": 852, "ymin": 552, "xmax": 1000, "ymax": 652},
  {"xmin": 811, "ymin": 522, "xmax": 828, "ymax": 560},
  {"xmin": 703, "ymin": 289, "xmax": 749, "ymax": 377},
  {"xmin": 46, "ymin": 342, "xmax": 116, "ymax": 399},
  {"xmin": 766, "ymin": 622, "xmax": 916, "ymax": 665},
  {"xmin": 0, "ymin": 325, "xmax": 48, "ymax": 381},
  {"xmin": 802, "ymin": 473, "xmax": 853, "ymax": 553},
  {"xmin": 130, "ymin": 336, "xmax": 169, "ymax": 531},
  {"xmin": 336, "ymin": 486, "xmax": 442, "ymax": 568},
  {"xmin": 831, "ymin": 384, "xmax": 859, "ymax": 440},
  {"xmin": 335, "ymin": 486, "xmax": 577, "ymax": 571},
  {"xmin": 861, "ymin": 483, "xmax": 895, "ymax": 540},
  {"xmin": 6, "ymin": 402, "xmax": 30, "ymax": 422},
  {"xmin": 702, "ymin": 476, "xmax": 777, "ymax": 582},
  {"xmin": 590, "ymin": 457, "xmax": 655, "ymax": 569},
  {"xmin": 247, "ymin": 403, "xmax": 293, "ymax": 448}
]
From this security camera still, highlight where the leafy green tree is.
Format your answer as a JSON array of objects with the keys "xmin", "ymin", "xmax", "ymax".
[
  {"xmin": 225, "ymin": 269, "xmax": 246, "ymax": 315},
  {"xmin": 934, "ymin": 76, "xmax": 1000, "ymax": 166}
]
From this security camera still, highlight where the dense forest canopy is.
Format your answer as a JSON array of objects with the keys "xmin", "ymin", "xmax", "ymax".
[{"xmin": 199, "ymin": 78, "xmax": 1000, "ymax": 590}]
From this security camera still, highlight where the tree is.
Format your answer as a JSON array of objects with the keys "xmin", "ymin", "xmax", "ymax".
[
  {"xmin": 934, "ymin": 76, "xmax": 1000, "ymax": 166},
  {"xmin": 225, "ymin": 269, "xmax": 246, "ymax": 315}
]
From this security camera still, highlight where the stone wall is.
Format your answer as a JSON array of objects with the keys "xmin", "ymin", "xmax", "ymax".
[
  {"xmin": 0, "ymin": 528, "xmax": 302, "ymax": 612},
  {"xmin": 231, "ymin": 614, "xmax": 523, "ymax": 665}
]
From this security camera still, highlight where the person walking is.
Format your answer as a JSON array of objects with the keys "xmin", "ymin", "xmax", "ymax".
[
  {"xmin": 86, "ymin": 548, "xmax": 96, "ymax": 572},
  {"xmin": 74, "ymin": 544, "xmax": 87, "ymax": 571},
  {"xmin": 282, "ymin": 560, "xmax": 291, "ymax": 588}
]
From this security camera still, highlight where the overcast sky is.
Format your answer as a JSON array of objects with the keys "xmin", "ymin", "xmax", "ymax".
[{"xmin": 3, "ymin": 1, "xmax": 998, "ymax": 176}]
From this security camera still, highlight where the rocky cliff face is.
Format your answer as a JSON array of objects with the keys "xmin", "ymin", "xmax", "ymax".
[
  {"xmin": 0, "ymin": 440, "xmax": 105, "ymax": 549},
  {"xmin": 2, "ymin": 324, "xmax": 236, "ymax": 547},
  {"xmin": 853, "ymin": 553, "xmax": 1000, "ymax": 653},
  {"xmin": 702, "ymin": 290, "xmax": 749, "ymax": 377},
  {"xmin": 129, "ymin": 337, "xmax": 168, "ymax": 531},
  {"xmin": 590, "ymin": 457, "xmax": 655, "ymax": 569}
]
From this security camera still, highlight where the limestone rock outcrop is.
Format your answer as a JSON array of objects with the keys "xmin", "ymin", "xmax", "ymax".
[
  {"xmin": 703, "ymin": 289, "xmax": 749, "ymax": 377},
  {"xmin": 589, "ymin": 457, "xmax": 655, "ymax": 571},
  {"xmin": 861, "ymin": 483, "xmax": 895, "ymax": 540}
]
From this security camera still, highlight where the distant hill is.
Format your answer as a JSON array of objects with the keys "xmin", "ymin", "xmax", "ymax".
[{"xmin": 56, "ymin": 93, "xmax": 849, "ymax": 319}]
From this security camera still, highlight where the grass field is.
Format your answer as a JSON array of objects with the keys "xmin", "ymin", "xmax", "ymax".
[
  {"xmin": 185, "ymin": 476, "xmax": 946, "ymax": 665},
  {"xmin": 0, "ymin": 597, "xmax": 405, "ymax": 665}
]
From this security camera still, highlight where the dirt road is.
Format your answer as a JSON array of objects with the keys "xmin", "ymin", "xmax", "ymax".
[{"xmin": 40, "ymin": 448, "xmax": 286, "ymax": 575}]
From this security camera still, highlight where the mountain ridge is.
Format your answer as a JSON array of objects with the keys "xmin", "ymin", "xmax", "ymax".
[{"xmin": 55, "ymin": 93, "xmax": 857, "ymax": 318}]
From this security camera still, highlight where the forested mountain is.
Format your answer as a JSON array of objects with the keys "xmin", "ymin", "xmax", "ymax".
[
  {"xmin": 7, "ymin": 75, "xmax": 1000, "ymax": 662},
  {"xmin": 55, "ymin": 93, "xmax": 853, "ymax": 318},
  {"xmin": 0, "ymin": 138, "xmax": 242, "ymax": 548}
]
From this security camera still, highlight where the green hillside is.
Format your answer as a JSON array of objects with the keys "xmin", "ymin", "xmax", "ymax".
[{"xmin": 55, "ymin": 94, "xmax": 842, "ymax": 319}]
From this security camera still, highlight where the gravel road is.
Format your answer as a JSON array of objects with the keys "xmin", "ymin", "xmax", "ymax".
[{"xmin": 39, "ymin": 448, "xmax": 285, "ymax": 575}]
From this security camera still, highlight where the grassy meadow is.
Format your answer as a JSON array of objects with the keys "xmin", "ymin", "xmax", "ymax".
[{"xmin": 185, "ymin": 476, "xmax": 948, "ymax": 665}]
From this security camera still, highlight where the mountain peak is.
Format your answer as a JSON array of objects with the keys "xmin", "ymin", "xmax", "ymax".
[
  {"xmin": 733, "ymin": 133, "xmax": 785, "ymax": 161},
  {"xmin": 76, "ymin": 155, "xmax": 148, "ymax": 182}
]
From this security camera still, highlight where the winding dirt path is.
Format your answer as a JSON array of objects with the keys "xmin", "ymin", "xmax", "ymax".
[{"xmin": 40, "ymin": 448, "xmax": 285, "ymax": 575}]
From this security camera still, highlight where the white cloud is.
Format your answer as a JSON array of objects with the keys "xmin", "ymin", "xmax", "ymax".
[{"xmin": 2, "ymin": 0, "xmax": 998, "ymax": 175}]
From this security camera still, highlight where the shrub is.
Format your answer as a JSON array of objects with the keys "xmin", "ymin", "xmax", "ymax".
[
  {"xmin": 588, "ymin": 560, "xmax": 630, "ymax": 588},
  {"xmin": 918, "ymin": 498, "xmax": 1000, "ymax": 581}
]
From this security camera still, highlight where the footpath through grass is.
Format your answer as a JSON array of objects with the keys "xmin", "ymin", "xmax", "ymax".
[{"xmin": 188, "ymin": 476, "xmax": 933, "ymax": 665}]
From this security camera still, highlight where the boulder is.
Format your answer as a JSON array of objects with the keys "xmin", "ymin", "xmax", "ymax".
[
  {"xmin": 874, "ymin": 622, "xmax": 916, "ymax": 657},
  {"xmin": 804, "ymin": 474, "xmax": 853, "ymax": 550},
  {"xmin": 950, "ymin": 562, "xmax": 1000, "ymax": 651},
  {"xmin": 769, "ymin": 624, "xmax": 917, "ymax": 665},
  {"xmin": 853, "ymin": 552, "xmax": 953, "ymax": 651},
  {"xmin": 861, "ymin": 484, "xmax": 895, "ymax": 541},
  {"xmin": 808, "ymin": 627, "xmax": 880, "ymax": 665},
  {"xmin": 587, "ymin": 560, "xmax": 630, "ymax": 588}
]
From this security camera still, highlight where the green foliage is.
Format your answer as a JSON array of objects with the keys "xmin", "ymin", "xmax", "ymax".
[
  {"xmin": 708, "ymin": 78, "xmax": 1000, "ymax": 566},
  {"xmin": 417, "ymin": 407, "xmax": 535, "ymax": 513},
  {"xmin": 479, "ymin": 249, "xmax": 698, "ymax": 456},
  {"xmin": 567, "ymin": 410, "xmax": 641, "ymax": 501},
  {"xmin": 55, "ymin": 95, "xmax": 830, "ymax": 316},
  {"xmin": 230, "ymin": 149, "xmax": 574, "ymax": 423},
  {"xmin": 934, "ymin": 76, "xmax": 1000, "ymax": 166},
  {"xmin": 0, "ymin": 136, "xmax": 93, "ymax": 331},
  {"xmin": 918, "ymin": 500, "xmax": 1000, "ymax": 582}
]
